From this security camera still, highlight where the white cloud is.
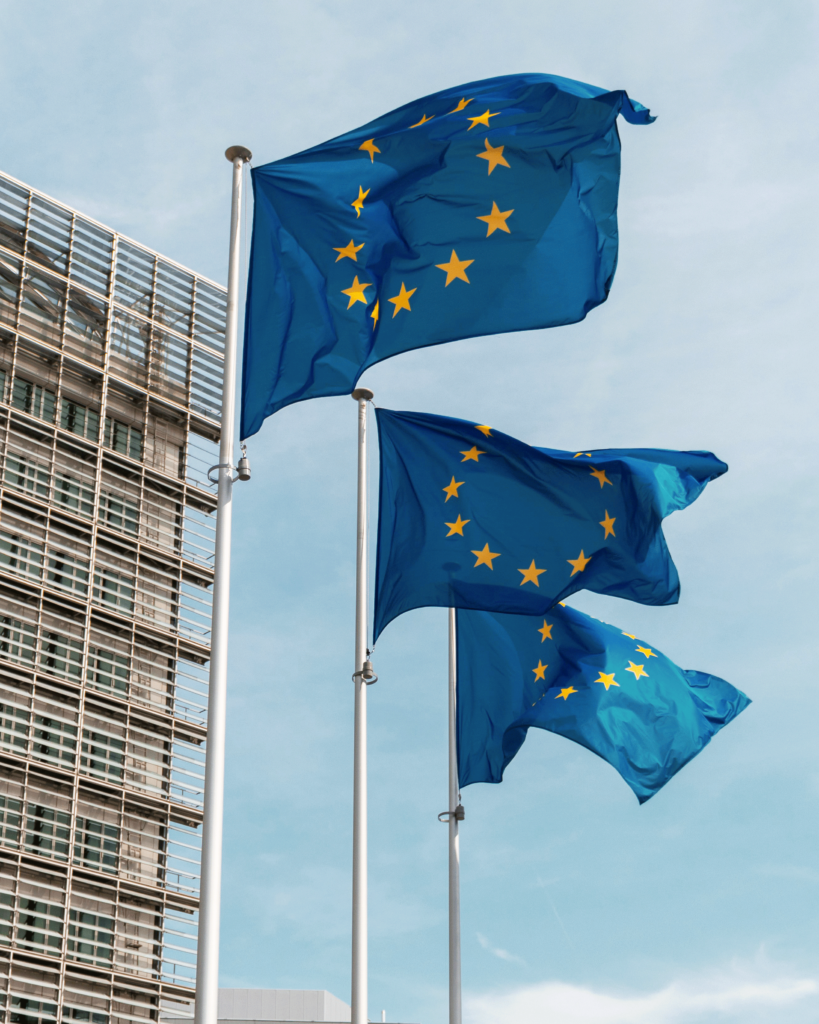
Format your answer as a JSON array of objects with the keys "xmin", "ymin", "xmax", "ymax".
[
  {"xmin": 465, "ymin": 967, "xmax": 818, "ymax": 1024},
  {"xmin": 476, "ymin": 932, "xmax": 526, "ymax": 966}
]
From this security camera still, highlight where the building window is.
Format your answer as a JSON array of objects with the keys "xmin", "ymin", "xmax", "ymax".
[
  {"xmin": 11, "ymin": 378, "xmax": 55, "ymax": 422},
  {"xmin": 4, "ymin": 455, "xmax": 49, "ymax": 499},
  {"xmin": 0, "ymin": 794, "xmax": 22, "ymax": 845},
  {"xmin": 81, "ymin": 730, "xmax": 125, "ymax": 783},
  {"xmin": 0, "ymin": 616, "xmax": 36, "ymax": 665},
  {"xmin": 60, "ymin": 399, "xmax": 99, "ymax": 442},
  {"xmin": 74, "ymin": 817, "xmax": 119, "ymax": 874},
  {"xmin": 39, "ymin": 631, "xmax": 83, "ymax": 679},
  {"xmin": 104, "ymin": 418, "xmax": 142, "ymax": 461},
  {"xmin": 46, "ymin": 551, "xmax": 90, "ymax": 596},
  {"xmin": 67, "ymin": 909, "xmax": 114, "ymax": 966},
  {"xmin": 87, "ymin": 646, "xmax": 129, "ymax": 696},
  {"xmin": 15, "ymin": 896, "xmax": 64, "ymax": 953},
  {"xmin": 53, "ymin": 473, "xmax": 94, "ymax": 518},
  {"xmin": 0, "ymin": 890, "xmax": 11, "ymax": 942},
  {"xmin": 24, "ymin": 803, "xmax": 71, "ymax": 860},
  {"xmin": 0, "ymin": 532, "xmax": 44, "ymax": 580},
  {"xmin": 93, "ymin": 568, "xmax": 134, "ymax": 613},
  {"xmin": 10, "ymin": 996, "xmax": 59, "ymax": 1024},
  {"xmin": 0, "ymin": 703, "xmax": 29, "ymax": 756},
  {"xmin": 31, "ymin": 715, "xmax": 78, "ymax": 767},
  {"xmin": 99, "ymin": 492, "xmax": 139, "ymax": 535},
  {"xmin": 63, "ymin": 1008, "xmax": 109, "ymax": 1024}
]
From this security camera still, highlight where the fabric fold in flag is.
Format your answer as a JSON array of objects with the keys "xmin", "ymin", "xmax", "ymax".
[
  {"xmin": 373, "ymin": 409, "xmax": 727, "ymax": 641},
  {"xmin": 456, "ymin": 604, "xmax": 750, "ymax": 802},
  {"xmin": 241, "ymin": 73, "xmax": 654, "ymax": 437}
]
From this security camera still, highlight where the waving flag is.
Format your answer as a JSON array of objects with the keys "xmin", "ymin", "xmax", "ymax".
[
  {"xmin": 373, "ymin": 410, "xmax": 726, "ymax": 640},
  {"xmin": 457, "ymin": 604, "xmax": 750, "ymax": 802},
  {"xmin": 241, "ymin": 74, "xmax": 654, "ymax": 437}
]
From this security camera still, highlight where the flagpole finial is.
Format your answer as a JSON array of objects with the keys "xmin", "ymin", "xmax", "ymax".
[
  {"xmin": 225, "ymin": 145, "xmax": 252, "ymax": 163},
  {"xmin": 352, "ymin": 388, "xmax": 374, "ymax": 401}
]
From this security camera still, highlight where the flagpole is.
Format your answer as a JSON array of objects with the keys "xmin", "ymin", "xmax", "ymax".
[
  {"xmin": 194, "ymin": 144, "xmax": 251, "ymax": 1024},
  {"xmin": 448, "ymin": 607, "xmax": 463, "ymax": 1024},
  {"xmin": 351, "ymin": 387, "xmax": 375, "ymax": 1024}
]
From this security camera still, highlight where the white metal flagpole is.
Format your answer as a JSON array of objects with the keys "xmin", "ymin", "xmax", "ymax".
[
  {"xmin": 194, "ymin": 144, "xmax": 252, "ymax": 1024},
  {"xmin": 447, "ymin": 607, "xmax": 463, "ymax": 1024},
  {"xmin": 351, "ymin": 387, "xmax": 376, "ymax": 1024}
]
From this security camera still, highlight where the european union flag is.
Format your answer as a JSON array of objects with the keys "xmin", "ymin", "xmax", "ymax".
[
  {"xmin": 457, "ymin": 604, "xmax": 750, "ymax": 802},
  {"xmin": 241, "ymin": 74, "xmax": 654, "ymax": 438},
  {"xmin": 373, "ymin": 410, "xmax": 727, "ymax": 641}
]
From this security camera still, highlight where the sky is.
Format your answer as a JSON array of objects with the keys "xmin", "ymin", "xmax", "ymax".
[{"xmin": 1, "ymin": 2, "xmax": 818, "ymax": 1023}]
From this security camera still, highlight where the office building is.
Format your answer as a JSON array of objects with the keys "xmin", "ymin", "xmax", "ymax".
[{"xmin": 0, "ymin": 169, "xmax": 226, "ymax": 1024}]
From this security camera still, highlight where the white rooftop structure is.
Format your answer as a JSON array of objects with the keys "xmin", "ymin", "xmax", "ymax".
[
  {"xmin": 161, "ymin": 987, "xmax": 420, "ymax": 1024},
  {"xmin": 161, "ymin": 990, "xmax": 353, "ymax": 1024},
  {"xmin": 217, "ymin": 990, "xmax": 352, "ymax": 1024}
]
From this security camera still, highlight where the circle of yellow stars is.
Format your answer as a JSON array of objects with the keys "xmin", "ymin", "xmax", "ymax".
[
  {"xmin": 437, "ymin": 424, "xmax": 621, "ymax": 586},
  {"xmin": 529, "ymin": 616, "xmax": 660, "ymax": 705},
  {"xmin": 433, "ymin": 422, "xmax": 653, "ymax": 705},
  {"xmin": 331, "ymin": 91, "xmax": 523, "ymax": 328},
  {"xmin": 435, "ymin": 419, "xmax": 651, "ymax": 710}
]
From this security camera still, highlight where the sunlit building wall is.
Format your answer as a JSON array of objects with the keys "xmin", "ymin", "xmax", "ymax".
[{"xmin": 0, "ymin": 170, "xmax": 226, "ymax": 1024}]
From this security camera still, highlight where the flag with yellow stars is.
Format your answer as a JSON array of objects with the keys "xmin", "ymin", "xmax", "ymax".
[
  {"xmin": 240, "ymin": 73, "xmax": 654, "ymax": 438},
  {"xmin": 457, "ymin": 604, "xmax": 750, "ymax": 802},
  {"xmin": 373, "ymin": 410, "xmax": 727, "ymax": 640}
]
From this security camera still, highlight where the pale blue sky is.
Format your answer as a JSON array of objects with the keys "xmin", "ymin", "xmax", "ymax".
[{"xmin": 2, "ymin": 3, "xmax": 818, "ymax": 1023}]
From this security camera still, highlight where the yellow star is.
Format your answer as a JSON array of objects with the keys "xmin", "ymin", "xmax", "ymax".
[
  {"xmin": 518, "ymin": 560, "xmax": 547, "ymax": 588},
  {"xmin": 341, "ymin": 276, "xmax": 371, "ymax": 309},
  {"xmin": 573, "ymin": 452, "xmax": 592, "ymax": 458},
  {"xmin": 599, "ymin": 510, "xmax": 616, "ymax": 539},
  {"xmin": 532, "ymin": 660, "xmax": 548, "ymax": 681},
  {"xmin": 448, "ymin": 97, "xmax": 474, "ymax": 113},
  {"xmin": 388, "ymin": 281, "xmax": 416, "ymax": 317},
  {"xmin": 443, "ymin": 476, "xmax": 464, "ymax": 502},
  {"xmin": 333, "ymin": 239, "xmax": 365, "ymax": 263},
  {"xmin": 445, "ymin": 514, "xmax": 470, "ymax": 537},
  {"xmin": 477, "ymin": 201, "xmax": 514, "ymax": 237},
  {"xmin": 370, "ymin": 300, "xmax": 379, "ymax": 325},
  {"xmin": 636, "ymin": 645, "xmax": 658, "ymax": 659},
  {"xmin": 621, "ymin": 632, "xmax": 637, "ymax": 640},
  {"xmin": 471, "ymin": 543, "xmax": 501, "ymax": 570},
  {"xmin": 594, "ymin": 671, "xmax": 619, "ymax": 691},
  {"xmin": 477, "ymin": 138, "xmax": 510, "ymax": 175},
  {"xmin": 436, "ymin": 250, "xmax": 474, "ymax": 286},
  {"xmin": 537, "ymin": 620, "xmax": 553, "ymax": 642},
  {"xmin": 590, "ymin": 467, "xmax": 612, "ymax": 488},
  {"xmin": 467, "ymin": 109, "xmax": 500, "ymax": 130},
  {"xmin": 475, "ymin": 424, "xmax": 492, "ymax": 436},
  {"xmin": 359, "ymin": 139, "xmax": 381, "ymax": 162},
  {"xmin": 625, "ymin": 662, "xmax": 648, "ymax": 680},
  {"xmin": 351, "ymin": 186, "xmax": 370, "ymax": 217},
  {"xmin": 555, "ymin": 687, "xmax": 577, "ymax": 700},
  {"xmin": 459, "ymin": 446, "xmax": 485, "ymax": 462},
  {"xmin": 409, "ymin": 113, "xmax": 434, "ymax": 128},
  {"xmin": 567, "ymin": 550, "xmax": 592, "ymax": 576}
]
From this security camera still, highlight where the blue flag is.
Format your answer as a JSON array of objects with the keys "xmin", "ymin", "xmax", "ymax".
[
  {"xmin": 457, "ymin": 604, "xmax": 750, "ymax": 802},
  {"xmin": 373, "ymin": 410, "xmax": 726, "ymax": 641},
  {"xmin": 241, "ymin": 74, "xmax": 654, "ymax": 438}
]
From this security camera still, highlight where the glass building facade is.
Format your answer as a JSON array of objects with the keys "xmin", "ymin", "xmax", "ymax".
[{"xmin": 0, "ymin": 170, "xmax": 225, "ymax": 1024}]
